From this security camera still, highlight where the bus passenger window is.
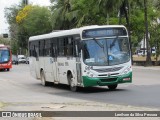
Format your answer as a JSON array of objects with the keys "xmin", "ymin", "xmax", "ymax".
[
  {"xmin": 66, "ymin": 37, "xmax": 73, "ymax": 56},
  {"xmin": 58, "ymin": 38, "xmax": 65, "ymax": 56}
]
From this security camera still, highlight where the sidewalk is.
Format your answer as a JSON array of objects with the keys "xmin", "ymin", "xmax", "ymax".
[{"xmin": 1, "ymin": 101, "xmax": 160, "ymax": 120}]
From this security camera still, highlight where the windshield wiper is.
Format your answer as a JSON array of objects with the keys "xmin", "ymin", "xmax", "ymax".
[
  {"xmin": 93, "ymin": 38, "xmax": 104, "ymax": 48},
  {"xmin": 110, "ymin": 36, "xmax": 118, "ymax": 48}
]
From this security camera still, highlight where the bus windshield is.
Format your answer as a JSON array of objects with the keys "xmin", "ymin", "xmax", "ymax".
[
  {"xmin": 82, "ymin": 37, "xmax": 130, "ymax": 66},
  {"xmin": 0, "ymin": 49, "xmax": 10, "ymax": 63}
]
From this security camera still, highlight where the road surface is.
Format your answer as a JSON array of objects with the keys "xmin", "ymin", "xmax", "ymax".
[{"xmin": 0, "ymin": 64, "xmax": 160, "ymax": 111}]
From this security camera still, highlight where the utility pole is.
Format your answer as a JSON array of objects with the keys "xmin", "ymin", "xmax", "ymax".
[{"xmin": 144, "ymin": 0, "xmax": 152, "ymax": 66}]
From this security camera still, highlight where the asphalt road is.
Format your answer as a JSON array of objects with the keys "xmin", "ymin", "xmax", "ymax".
[{"xmin": 0, "ymin": 64, "xmax": 160, "ymax": 109}]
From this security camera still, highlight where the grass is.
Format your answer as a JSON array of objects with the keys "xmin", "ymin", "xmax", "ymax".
[
  {"xmin": 133, "ymin": 55, "xmax": 160, "ymax": 62},
  {"xmin": 0, "ymin": 102, "xmax": 8, "ymax": 110}
]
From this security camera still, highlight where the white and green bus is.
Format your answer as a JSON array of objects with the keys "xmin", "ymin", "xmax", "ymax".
[{"xmin": 29, "ymin": 25, "xmax": 132, "ymax": 91}]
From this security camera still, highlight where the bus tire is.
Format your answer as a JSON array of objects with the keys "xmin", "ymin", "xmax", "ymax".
[
  {"xmin": 7, "ymin": 68, "xmax": 10, "ymax": 71},
  {"xmin": 40, "ymin": 70, "xmax": 48, "ymax": 86},
  {"xmin": 68, "ymin": 73, "xmax": 77, "ymax": 92},
  {"xmin": 108, "ymin": 84, "xmax": 118, "ymax": 90}
]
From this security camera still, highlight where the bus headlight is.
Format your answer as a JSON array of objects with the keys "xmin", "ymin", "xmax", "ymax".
[
  {"xmin": 121, "ymin": 66, "xmax": 131, "ymax": 75},
  {"xmin": 89, "ymin": 73, "xmax": 94, "ymax": 78},
  {"xmin": 87, "ymin": 71, "xmax": 96, "ymax": 78}
]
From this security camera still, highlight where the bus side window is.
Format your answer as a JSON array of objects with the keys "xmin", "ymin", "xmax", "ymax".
[
  {"xmin": 45, "ymin": 39, "xmax": 50, "ymax": 57},
  {"xmin": 51, "ymin": 43, "xmax": 56, "ymax": 57},
  {"xmin": 50, "ymin": 43, "xmax": 54, "ymax": 57},
  {"xmin": 32, "ymin": 41, "xmax": 39, "ymax": 60},
  {"xmin": 50, "ymin": 38, "xmax": 57, "ymax": 57},
  {"xmin": 39, "ymin": 40, "xmax": 44, "ymax": 56},
  {"xmin": 33, "ymin": 45, "xmax": 36, "ymax": 57},
  {"xmin": 66, "ymin": 37, "xmax": 73, "ymax": 56},
  {"xmin": 73, "ymin": 35, "xmax": 81, "ymax": 57},
  {"xmin": 30, "ymin": 42, "xmax": 35, "ymax": 57},
  {"xmin": 58, "ymin": 38, "xmax": 65, "ymax": 56},
  {"xmin": 29, "ymin": 42, "xmax": 32, "ymax": 56},
  {"xmin": 43, "ymin": 40, "xmax": 45, "ymax": 56},
  {"xmin": 64, "ymin": 37, "xmax": 68, "ymax": 56},
  {"xmin": 38, "ymin": 41, "xmax": 40, "ymax": 56}
]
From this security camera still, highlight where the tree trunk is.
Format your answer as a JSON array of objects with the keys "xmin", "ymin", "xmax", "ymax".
[
  {"xmin": 144, "ymin": 0, "xmax": 152, "ymax": 66},
  {"xmin": 107, "ymin": 13, "xmax": 109, "ymax": 25},
  {"xmin": 122, "ymin": 0, "xmax": 133, "ymax": 64},
  {"xmin": 119, "ymin": 10, "xmax": 122, "ymax": 24},
  {"xmin": 143, "ymin": 33, "xmax": 146, "ymax": 55}
]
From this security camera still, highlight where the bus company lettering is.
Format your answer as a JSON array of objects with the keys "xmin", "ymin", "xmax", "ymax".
[
  {"xmin": 12, "ymin": 112, "xmax": 42, "ymax": 117},
  {"xmin": 58, "ymin": 63, "xmax": 64, "ymax": 66},
  {"xmin": 65, "ymin": 62, "xmax": 69, "ymax": 66}
]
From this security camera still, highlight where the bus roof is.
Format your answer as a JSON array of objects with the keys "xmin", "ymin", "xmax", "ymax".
[
  {"xmin": 0, "ymin": 44, "xmax": 10, "ymax": 49},
  {"xmin": 29, "ymin": 25, "xmax": 127, "ymax": 41}
]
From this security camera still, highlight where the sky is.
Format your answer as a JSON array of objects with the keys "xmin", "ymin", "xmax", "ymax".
[{"xmin": 0, "ymin": 0, "xmax": 51, "ymax": 34}]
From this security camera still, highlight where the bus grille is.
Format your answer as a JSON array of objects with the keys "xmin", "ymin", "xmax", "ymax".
[
  {"xmin": 100, "ymin": 78, "xmax": 117, "ymax": 82},
  {"xmin": 93, "ymin": 67, "xmax": 123, "ymax": 73}
]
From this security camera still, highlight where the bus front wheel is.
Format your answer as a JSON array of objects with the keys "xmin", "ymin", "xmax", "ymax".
[
  {"xmin": 108, "ymin": 84, "xmax": 118, "ymax": 90},
  {"xmin": 68, "ymin": 74, "xmax": 77, "ymax": 92}
]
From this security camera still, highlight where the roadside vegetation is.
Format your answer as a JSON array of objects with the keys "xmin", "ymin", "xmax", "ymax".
[{"xmin": 4, "ymin": 0, "xmax": 160, "ymax": 65}]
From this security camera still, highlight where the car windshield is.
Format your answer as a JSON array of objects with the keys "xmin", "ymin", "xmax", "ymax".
[
  {"xmin": 82, "ymin": 37, "xmax": 130, "ymax": 66},
  {"xmin": 0, "ymin": 49, "xmax": 10, "ymax": 63}
]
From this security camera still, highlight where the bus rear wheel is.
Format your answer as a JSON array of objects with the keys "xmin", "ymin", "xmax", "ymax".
[
  {"xmin": 40, "ymin": 70, "xmax": 48, "ymax": 86},
  {"xmin": 7, "ymin": 68, "xmax": 10, "ymax": 71},
  {"xmin": 68, "ymin": 74, "xmax": 77, "ymax": 92},
  {"xmin": 108, "ymin": 84, "xmax": 118, "ymax": 90}
]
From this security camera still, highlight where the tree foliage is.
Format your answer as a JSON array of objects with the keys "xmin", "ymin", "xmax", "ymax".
[
  {"xmin": 22, "ymin": 5, "xmax": 52, "ymax": 36},
  {"xmin": 0, "ymin": 37, "xmax": 10, "ymax": 46},
  {"xmin": 16, "ymin": 5, "xmax": 32, "ymax": 24},
  {"xmin": 5, "ymin": 3, "xmax": 52, "ymax": 54},
  {"xmin": 4, "ymin": 0, "xmax": 160, "ymax": 59}
]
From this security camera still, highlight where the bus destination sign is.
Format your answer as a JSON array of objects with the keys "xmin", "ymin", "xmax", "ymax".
[{"xmin": 82, "ymin": 28, "xmax": 127, "ymax": 39}]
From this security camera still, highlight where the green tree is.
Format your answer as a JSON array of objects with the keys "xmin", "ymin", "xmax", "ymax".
[
  {"xmin": 50, "ymin": 0, "xmax": 105, "ymax": 29},
  {"xmin": 50, "ymin": 0, "xmax": 72, "ymax": 29},
  {"xmin": 23, "ymin": 5, "xmax": 52, "ymax": 36},
  {"xmin": 16, "ymin": 5, "xmax": 52, "ymax": 50},
  {"xmin": 5, "ymin": 3, "xmax": 52, "ymax": 54},
  {"xmin": 5, "ymin": 5, "xmax": 21, "ymax": 54},
  {"xmin": 0, "ymin": 37, "xmax": 10, "ymax": 46},
  {"xmin": 70, "ymin": 0, "xmax": 100, "ymax": 27}
]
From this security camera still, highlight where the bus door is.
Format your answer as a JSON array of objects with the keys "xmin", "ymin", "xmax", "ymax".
[
  {"xmin": 34, "ymin": 45, "xmax": 41, "ymax": 79},
  {"xmin": 51, "ymin": 41, "xmax": 59, "ymax": 83}
]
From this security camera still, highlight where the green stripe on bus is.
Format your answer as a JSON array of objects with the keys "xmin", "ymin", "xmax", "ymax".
[{"xmin": 82, "ymin": 72, "xmax": 132, "ymax": 87}]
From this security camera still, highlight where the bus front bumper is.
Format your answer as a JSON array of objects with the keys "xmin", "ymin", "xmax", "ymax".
[
  {"xmin": 82, "ymin": 72, "xmax": 132, "ymax": 87},
  {"xmin": 0, "ymin": 63, "xmax": 12, "ymax": 69}
]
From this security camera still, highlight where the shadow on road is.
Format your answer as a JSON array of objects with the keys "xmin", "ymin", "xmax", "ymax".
[
  {"xmin": 34, "ymin": 82, "xmax": 127, "ymax": 94},
  {"xmin": 19, "ymin": 81, "xmax": 160, "ymax": 108}
]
